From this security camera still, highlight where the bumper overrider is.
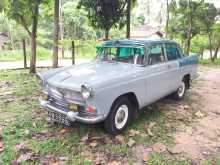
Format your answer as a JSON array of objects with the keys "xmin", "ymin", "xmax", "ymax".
[{"xmin": 39, "ymin": 98, "xmax": 106, "ymax": 124}]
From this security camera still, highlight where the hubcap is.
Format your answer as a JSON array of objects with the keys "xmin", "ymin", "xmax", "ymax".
[
  {"xmin": 115, "ymin": 104, "xmax": 129, "ymax": 129},
  {"xmin": 178, "ymin": 81, "xmax": 185, "ymax": 98}
]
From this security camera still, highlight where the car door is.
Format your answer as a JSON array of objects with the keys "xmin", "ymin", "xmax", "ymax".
[
  {"xmin": 144, "ymin": 43, "xmax": 172, "ymax": 104},
  {"xmin": 164, "ymin": 43, "xmax": 182, "ymax": 91}
]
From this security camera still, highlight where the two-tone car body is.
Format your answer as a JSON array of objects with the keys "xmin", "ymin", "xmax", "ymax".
[{"xmin": 38, "ymin": 39, "xmax": 198, "ymax": 134}]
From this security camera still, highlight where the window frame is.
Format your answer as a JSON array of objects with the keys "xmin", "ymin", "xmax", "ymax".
[
  {"xmin": 164, "ymin": 43, "xmax": 182, "ymax": 61},
  {"xmin": 146, "ymin": 43, "xmax": 166, "ymax": 65}
]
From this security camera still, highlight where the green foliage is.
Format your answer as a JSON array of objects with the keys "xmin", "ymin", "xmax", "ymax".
[
  {"xmin": 191, "ymin": 35, "xmax": 209, "ymax": 54},
  {"xmin": 0, "ymin": 0, "xmax": 8, "ymax": 12},
  {"xmin": 77, "ymin": 0, "xmax": 128, "ymax": 38},
  {"xmin": 62, "ymin": 1, "xmax": 96, "ymax": 40},
  {"xmin": 168, "ymin": 0, "xmax": 204, "ymax": 42}
]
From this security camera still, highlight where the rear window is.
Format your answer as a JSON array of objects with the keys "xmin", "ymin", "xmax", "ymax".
[{"xmin": 165, "ymin": 44, "xmax": 181, "ymax": 60}]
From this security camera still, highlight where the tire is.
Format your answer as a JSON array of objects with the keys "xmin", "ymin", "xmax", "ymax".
[
  {"xmin": 172, "ymin": 78, "xmax": 187, "ymax": 100},
  {"xmin": 104, "ymin": 97, "xmax": 132, "ymax": 135}
]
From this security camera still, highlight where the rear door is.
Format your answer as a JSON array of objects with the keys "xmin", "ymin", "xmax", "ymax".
[{"xmin": 145, "ymin": 43, "xmax": 172, "ymax": 103}]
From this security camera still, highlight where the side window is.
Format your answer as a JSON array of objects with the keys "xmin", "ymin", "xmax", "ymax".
[
  {"xmin": 165, "ymin": 44, "xmax": 181, "ymax": 61},
  {"xmin": 148, "ymin": 44, "xmax": 165, "ymax": 65}
]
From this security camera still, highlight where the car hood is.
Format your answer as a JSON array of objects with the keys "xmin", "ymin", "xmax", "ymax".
[{"xmin": 45, "ymin": 61, "xmax": 140, "ymax": 91}]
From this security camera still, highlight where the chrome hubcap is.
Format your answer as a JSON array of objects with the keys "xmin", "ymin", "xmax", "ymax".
[
  {"xmin": 178, "ymin": 82, "xmax": 185, "ymax": 98},
  {"xmin": 115, "ymin": 104, "xmax": 128, "ymax": 129}
]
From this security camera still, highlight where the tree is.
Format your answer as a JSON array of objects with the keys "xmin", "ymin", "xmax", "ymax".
[
  {"xmin": 7, "ymin": 0, "xmax": 47, "ymax": 73},
  {"xmin": 77, "ymin": 0, "xmax": 128, "ymax": 40},
  {"xmin": 199, "ymin": 3, "xmax": 217, "ymax": 61},
  {"xmin": 62, "ymin": 1, "xmax": 95, "ymax": 40},
  {"xmin": 53, "ymin": 0, "xmax": 60, "ymax": 68},
  {"xmin": 212, "ymin": 23, "xmax": 220, "ymax": 61},
  {"xmin": 168, "ymin": 0, "xmax": 204, "ymax": 54}
]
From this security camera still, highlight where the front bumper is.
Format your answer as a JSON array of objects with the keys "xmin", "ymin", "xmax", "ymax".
[{"xmin": 39, "ymin": 99, "xmax": 106, "ymax": 124}]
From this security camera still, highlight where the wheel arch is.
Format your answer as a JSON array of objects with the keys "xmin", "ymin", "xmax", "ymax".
[
  {"xmin": 110, "ymin": 92, "xmax": 139, "ymax": 111},
  {"xmin": 183, "ymin": 74, "xmax": 190, "ymax": 89}
]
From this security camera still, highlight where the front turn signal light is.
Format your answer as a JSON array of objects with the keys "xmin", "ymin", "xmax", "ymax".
[{"xmin": 87, "ymin": 106, "xmax": 97, "ymax": 113}]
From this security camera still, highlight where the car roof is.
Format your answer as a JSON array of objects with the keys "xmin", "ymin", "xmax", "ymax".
[{"xmin": 103, "ymin": 39, "xmax": 178, "ymax": 47}]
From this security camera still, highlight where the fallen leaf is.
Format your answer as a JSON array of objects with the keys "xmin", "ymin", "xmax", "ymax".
[
  {"xmin": 148, "ymin": 122, "xmax": 156, "ymax": 129},
  {"xmin": 142, "ymin": 154, "xmax": 149, "ymax": 162},
  {"xmin": 152, "ymin": 143, "xmax": 166, "ymax": 153},
  {"xmin": 107, "ymin": 161, "xmax": 121, "ymax": 165},
  {"xmin": 51, "ymin": 161, "xmax": 59, "ymax": 165},
  {"xmin": 127, "ymin": 139, "xmax": 135, "ymax": 147},
  {"xmin": 15, "ymin": 141, "xmax": 26, "ymax": 150},
  {"xmin": 59, "ymin": 128, "xmax": 68, "ymax": 134},
  {"xmin": 59, "ymin": 156, "xmax": 68, "ymax": 161},
  {"xmin": 195, "ymin": 111, "xmax": 205, "ymax": 118},
  {"xmin": 89, "ymin": 141, "xmax": 98, "ymax": 147},
  {"xmin": 81, "ymin": 134, "xmax": 89, "ymax": 142},
  {"xmin": 115, "ymin": 135, "xmax": 125, "ymax": 144},
  {"xmin": 184, "ymin": 105, "xmax": 189, "ymax": 110},
  {"xmin": 32, "ymin": 122, "xmax": 37, "ymax": 128},
  {"xmin": 147, "ymin": 128, "xmax": 154, "ymax": 136},
  {"xmin": 16, "ymin": 152, "xmax": 33, "ymax": 163},
  {"xmin": 167, "ymin": 145, "xmax": 182, "ymax": 154},
  {"xmin": 24, "ymin": 129, "xmax": 31, "ymax": 135},
  {"xmin": 128, "ymin": 129, "xmax": 140, "ymax": 137}
]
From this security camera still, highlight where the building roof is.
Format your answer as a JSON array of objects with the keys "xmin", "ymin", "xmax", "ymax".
[{"xmin": 130, "ymin": 24, "xmax": 165, "ymax": 39}]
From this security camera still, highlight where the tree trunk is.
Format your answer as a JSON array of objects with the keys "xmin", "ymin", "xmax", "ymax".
[
  {"xmin": 165, "ymin": 0, "xmax": 169, "ymax": 39},
  {"xmin": 208, "ymin": 32, "xmax": 213, "ymax": 62},
  {"xmin": 126, "ymin": 0, "xmax": 131, "ymax": 39},
  {"xmin": 59, "ymin": 0, "xmax": 64, "ymax": 58},
  {"xmin": 53, "ymin": 0, "xmax": 60, "ymax": 68},
  {"xmin": 213, "ymin": 42, "xmax": 220, "ymax": 62},
  {"xmin": 71, "ymin": 40, "xmax": 75, "ymax": 65},
  {"xmin": 22, "ymin": 39, "xmax": 27, "ymax": 69},
  {"xmin": 185, "ymin": 23, "xmax": 192, "ymax": 55},
  {"xmin": 29, "ymin": 4, "xmax": 39, "ymax": 74},
  {"xmin": 104, "ymin": 30, "xmax": 109, "ymax": 40},
  {"xmin": 185, "ymin": 0, "xmax": 192, "ymax": 55},
  {"xmin": 200, "ymin": 48, "xmax": 204, "ymax": 60}
]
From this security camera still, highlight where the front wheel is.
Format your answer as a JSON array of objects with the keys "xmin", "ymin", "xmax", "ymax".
[
  {"xmin": 172, "ymin": 79, "xmax": 186, "ymax": 100},
  {"xmin": 104, "ymin": 97, "xmax": 132, "ymax": 135}
]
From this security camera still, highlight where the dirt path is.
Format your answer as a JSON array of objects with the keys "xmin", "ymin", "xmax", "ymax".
[
  {"xmin": 0, "ymin": 59, "xmax": 90, "ymax": 70},
  {"xmin": 172, "ymin": 66, "xmax": 220, "ymax": 160}
]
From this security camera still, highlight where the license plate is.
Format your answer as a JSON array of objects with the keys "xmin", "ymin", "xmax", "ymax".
[{"xmin": 48, "ymin": 111, "xmax": 71, "ymax": 126}]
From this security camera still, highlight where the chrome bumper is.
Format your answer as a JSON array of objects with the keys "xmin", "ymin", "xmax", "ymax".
[{"xmin": 39, "ymin": 99, "xmax": 106, "ymax": 124}]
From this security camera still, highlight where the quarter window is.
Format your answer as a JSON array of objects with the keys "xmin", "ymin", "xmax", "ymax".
[
  {"xmin": 148, "ymin": 44, "xmax": 165, "ymax": 65},
  {"xmin": 165, "ymin": 44, "xmax": 181, "ymax": 60}
]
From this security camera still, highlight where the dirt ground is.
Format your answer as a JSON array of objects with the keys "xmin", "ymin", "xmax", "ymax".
[{"xmin": 171, "ymin": 66, "xmax": 220, "ymax": 161}]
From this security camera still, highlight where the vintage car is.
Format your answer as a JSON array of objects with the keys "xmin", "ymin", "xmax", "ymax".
[{"xmin": 38, "ymin": 39, "xmax": 198, "ymax": 134}]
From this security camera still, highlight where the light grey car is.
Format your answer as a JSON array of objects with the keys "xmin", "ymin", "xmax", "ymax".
[{"xmin": 38, "ymin": 39, "xmax": 198, "ymax": 134}]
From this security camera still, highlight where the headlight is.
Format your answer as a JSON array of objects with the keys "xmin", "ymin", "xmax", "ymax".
[{"xmin": 81, "ymin": 84, "xmax": 93, "ymax": 100}]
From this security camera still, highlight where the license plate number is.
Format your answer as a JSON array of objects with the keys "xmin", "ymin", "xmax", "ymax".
[{"xmin": 48, "ymin": 111, "xmax": 71, "ymax": 126}]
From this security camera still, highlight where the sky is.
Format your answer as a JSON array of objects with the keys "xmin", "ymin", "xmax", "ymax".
[{"xmin": 206, "ymin": 0, "xmax": 220, "ymax": 8}]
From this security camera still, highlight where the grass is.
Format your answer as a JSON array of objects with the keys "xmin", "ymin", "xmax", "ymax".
[
  {"xmin": 199, "ymin": 58, "xmax": 220, "ymax": 66},
  {"xmin": 0, "ymin": 69, "xmax": 219, "ymax": 164},
  {"xmin": 0, "ymin": 44, "xmax": 96, "ymax": 62}
]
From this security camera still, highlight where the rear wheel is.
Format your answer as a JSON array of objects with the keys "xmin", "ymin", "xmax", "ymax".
[
  {"xmin": 104, "ymin": 97, "xmax": 132, "ymax": 135},
  {"xmin": 172, "ymin": 79, "xmax": 186, "ymax": 100}
]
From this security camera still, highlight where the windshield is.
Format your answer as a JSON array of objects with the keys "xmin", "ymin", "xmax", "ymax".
[{"xmin": 96, "ymin": 46, "xmax": 145, "ymax": 65}]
